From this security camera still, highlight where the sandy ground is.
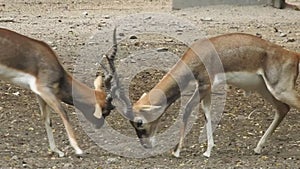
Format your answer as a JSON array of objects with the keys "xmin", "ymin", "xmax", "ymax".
[{"xmin": 0, "ymin": 0, "xmax": 300, "ymax": 168}]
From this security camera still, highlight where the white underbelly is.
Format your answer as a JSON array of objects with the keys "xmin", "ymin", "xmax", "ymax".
[
  {"xmin": 214, "ymin": 71, "xmax": 264, "ymax": 92},
  {"xmin": 0, "ymin": 65, "xmax": 40, "ymax": 94}
]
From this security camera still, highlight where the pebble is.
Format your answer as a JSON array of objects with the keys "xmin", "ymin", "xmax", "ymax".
[
  {"xmin": 200, "ymin": 17, "xmax": 213, "ymax": 21},
  {"xmin": 0, "ymin": 18, "xmax": 15, "ymax": 23},
  {"xmin": 286, "ymin": 38, "xmax": 295, "ymax": 42},
  {"xmin": 165, "ymin": 38, "xmax": 173, "ymax": 42},
  {"xmin": 22, "ymin": 161, "xmax": 28, "ymax": 167},
  {"xmin": 144, "ymin": 16, "xmax": 152, "ymax": 20},
  {"xmin": 11, "ymin": 155, "xmax": 18, "ymax": 160},
  {"xmin": 82, "ymin": 11, "xmax": 88, "ymax": 16},
  {"xmin": 107, "ymin": 157, "xmax": 118, "ymax": 164},
  {"xmin": 97, "ymin": 23, "xmax": 104, "ymax": 28},
  {"xmin": 134, "ymin": 42, "xmax": 140, "ymax": 46},
  {"xmin": 103, "ymin": 15, "xmax": 110, "ymax": 19},
  {"xmin": 279, "ymin": 33, "xmax": 287, "ymax": 37},
  {"xmin": 176, "ymin": 29, "xmax": 183, "ymax": 32},
  {"xmin": 63, "ymin": 163, "xmax": 73, "ymax": 168},
  {"xmin": 129, "ymin": 35, "xmax": 138, "ymax": 39},
  {"xmin": 12, "ymin": 91, "xmax": 20, "ymax": 96},
  {"xmin": 255, "ymin": 33, "xmax": 262, "ymax": 38},
  {"xmin": 157, "ymin": 47, "xmax": 168, "ymax": 52}
]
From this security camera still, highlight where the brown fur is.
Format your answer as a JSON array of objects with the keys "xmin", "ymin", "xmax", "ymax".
[
  {"xmin": 131, "ymin": 33, "xmax": 300, "ymax": 157},
  {"xmin": 0, "ymin": 28, "xmax": 111, "ymax": 156}
]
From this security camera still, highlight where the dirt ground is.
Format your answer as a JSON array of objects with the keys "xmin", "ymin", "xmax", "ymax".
[{"xmin": 1, "ymin": 0, "xmax": 300, "ymax": 168}]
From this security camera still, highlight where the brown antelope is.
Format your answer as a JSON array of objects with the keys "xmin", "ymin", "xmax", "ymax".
[
  {"xmin": 129, "ymin": 33, "xmax": 300, "ymax": 157},
  {"xmin": 0, "ymin": 28, "xmax": 118, "ymax": 157}
]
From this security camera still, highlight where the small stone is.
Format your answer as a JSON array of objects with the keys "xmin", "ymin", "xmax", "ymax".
[
  {"xmin": 176, "ymin": 29, "xmax": 183, "ymax": 32},
  {"xmin": 22, "ymin": 161, "xmax": 27, "ymax": 167},
  {"xmin": 165, "ymin": 38, "xmax": 173, "ymax": 42},
  {"xmin": 63, "ymin": 163, "xmax": 73, "ymax": 168},
  {"xmin": 97, "ymin": 23, "xmax": 104, "ymax": 28},
  {"xmin": 157, "ymin": 47, "xmax": 168, "ymax": 52},
  {"xmin": 82, "ymin": 11, "xmax": 88, "ymax": 16},
  {"xmin": 200, "ymin": 17, "xmax": 213, "ymax": 21},
  {"xmin": 261, "ymin": 155, "xmax": 268, "ymax": 160},
  {"xmin": 12, "ymin": 91, "xmax": 20, "ymax": 96},
  {"xmin": 287, "ymin": 38, "xmax": 295, "ymax": 42},
  {"xmin": 255, "ymin": 33, "xmax": 262, "ymax": 38},
  {"xmin": 0, "ymin": 18, "xmax": 15, "ymax": 23},
  {"xmin": 144, "ymin": 16, "xmax": 152, "ymax": 20},
  {"xmin": 11, "ymin": 155, "xmax": 18, "ymax": 160},
  {"xmin": 103, "ymin": 15, "xmax": 110, "ymax": 19},
  {"xmin": 107, "ymin": 157, "xmax": 118, "ymax": 164},
  {"xmin": 129, "ymin": 35, "xmax": 138, "ymax": 39},
  {"xmin": 119, "ymin": 32, "xmax": 125, "ymax": 36},
  {"xmin": 134, "ymin": 42, "xmax": 140, "ymax": 46},
  {"xmin": 279, "ymin": 33, "xmax": 287, "ymax": 37}
]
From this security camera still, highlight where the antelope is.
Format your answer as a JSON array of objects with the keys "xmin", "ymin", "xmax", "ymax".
[
  {"xmin": 0, "ymin": 28, "xmax": 118, "ymax": 157},
  {"xmin": 129, "ymin": 33, "xmax": 300, "ymax": 157}
]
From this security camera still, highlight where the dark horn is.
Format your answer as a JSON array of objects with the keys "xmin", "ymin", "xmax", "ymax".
[
  {"xmin": 102, "ymin": 27, "xmax": 134, "ymax": 120},
  {"xmin": 101, "ymin": 27, "xmax": 118, "ymax": 118}
]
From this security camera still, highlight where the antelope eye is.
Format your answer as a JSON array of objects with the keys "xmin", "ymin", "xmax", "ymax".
[{"xmin": 136, "ymin": 119, "xmax": 143, "ymax": 128}]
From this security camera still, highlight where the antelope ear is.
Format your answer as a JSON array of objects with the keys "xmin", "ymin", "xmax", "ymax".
[
  {"xmin": 93, "ymin": 104, "xmax": 102, "ymax": 119},
  {"xmin": 94, "ymin": 76, "xmax": 102, "ymax": 90},
  {"xmin": 139, "ymin": 105, "xmax": 161, "ymax": 112}
]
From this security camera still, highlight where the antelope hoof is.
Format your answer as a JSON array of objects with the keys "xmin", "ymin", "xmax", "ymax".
[
  {"xmin": 50, "ymin": 148, "xmax": 65, "ymax": 157},
  {"xmin": 254, "ymin": 147, "xmax": 262, "ymax": 155},
  {"xmin": 203, "ymin": 151, "xmax": 211, "ymax": 158},
  {"xmin": 172, "ymin": 150, "xmax": 180, "ymax": 158},
  {"xmin": 58, "ymin": 152, "xmax": 65, "ymax": 157},
  {"xmin": 58, "ymin": 151, "xmax": 65, "ymax": 158},
  {"xmin": 75, "ymin": 149, "xmax": 84, "ymax": 157}
]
